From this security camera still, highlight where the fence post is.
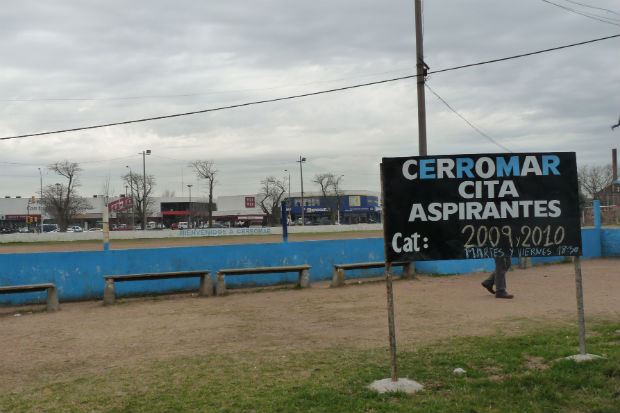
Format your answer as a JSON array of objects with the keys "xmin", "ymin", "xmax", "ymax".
[{"xmin": 593, "ymin": 200, "xmax": 601, "ymax": 229}]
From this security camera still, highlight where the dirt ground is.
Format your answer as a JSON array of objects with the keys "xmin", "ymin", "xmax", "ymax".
[{"xmin": 1, "ymin": 256, "xmax": 618, "ymax": 392}]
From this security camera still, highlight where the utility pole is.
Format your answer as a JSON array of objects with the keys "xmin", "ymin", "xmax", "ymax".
[{"xmin": 414, "ymin": 0, "xmax": 428, "ymax": 156}]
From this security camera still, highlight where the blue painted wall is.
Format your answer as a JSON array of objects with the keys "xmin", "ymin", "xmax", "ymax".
[
  {"xmin": 602, "ymin": 228, "xmax": 619, "ymax": 257},
  {"xmin": 1, "ymin": 228, "xmax": 618, "ymax": 306}
]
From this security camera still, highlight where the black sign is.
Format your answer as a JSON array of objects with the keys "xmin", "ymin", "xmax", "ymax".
[{"xmin": 381, "ymin": 152, "xmax": 582, "ymax": 262}]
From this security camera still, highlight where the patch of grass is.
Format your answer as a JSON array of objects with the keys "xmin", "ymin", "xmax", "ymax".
[{"xmin": 1, "ymin": 320, "xmax": 618, "ymax": 413}]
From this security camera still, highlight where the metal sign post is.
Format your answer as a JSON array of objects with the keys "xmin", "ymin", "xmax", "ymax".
[
  {"xmin": 573, "ymin": 256, "xmax": 587, "ymax": 355},
  {"xmin": 380, "ymin": 167, "xmax": 398, "ymax": 381},
  {"xmin": 368, "ymin": 166, "xmax": 424, "ymax": 394}
]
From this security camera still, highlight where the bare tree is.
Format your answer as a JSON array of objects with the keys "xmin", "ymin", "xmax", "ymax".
[
  {"xmin": 101, "ymin": 173, "xmax": 114, "ymax": 206},
  {"xmin": 258, "ymin": 176, "xmax": 287, "ymax": 226},
  {"xmin": 40, "ymin": 161, "xmax": 91, "ymax": 231},
  {"xmin": 121, "ymin": 172, "xmax": 155, "ymax": 229},
  {"xmin": 190, "ymin": 160, "xmax": 217, "ymax": 228},
  {"xmin": 578, "ymin": 164, "xmax": 613, "ymax": 200},
  {"xmin": 312, "ymin": 173, "xmax": 344, "ymax": 224}
]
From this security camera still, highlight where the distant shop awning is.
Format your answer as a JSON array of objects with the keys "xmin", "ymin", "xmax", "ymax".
[{"xmin": 73, "ymin": 213, "xmax": 102, "ymax": 219}]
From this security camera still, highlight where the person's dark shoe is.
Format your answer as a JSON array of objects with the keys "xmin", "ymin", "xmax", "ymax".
[
  {"xmin": 495, "ymin": 290, "xmax": 514, "ymax": 299},
  {"xmin": 481, "ymin": 280, "xmax": 495, "ymax": 294}
]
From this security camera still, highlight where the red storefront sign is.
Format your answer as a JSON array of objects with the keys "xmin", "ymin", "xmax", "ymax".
[
  {"xmin": 245, "ymin": 197, "xmax": 255, "ymax": 208},
  {"xmin": 108, "ymin": 197, "xmax": 133, "ymax": 212},
  {"xmin": 3, "ymin": 214, "xmax": 42, "ymax": 220}
]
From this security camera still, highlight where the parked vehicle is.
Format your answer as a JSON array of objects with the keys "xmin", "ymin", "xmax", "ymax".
[
  {"xmin": 178, "ymin": 221, "xmax": 188, "ymax": 229},
  {"xmin": 42, "ymin": 224, "xmax": 59, "ymax": 233},
  {"xmin": 170, "ymin": 223, "xmax": 179, "ymax": 230},
  {"xmin": 146, "ymin": 221, "xmax": 161, "ymax": 230},
  {"xmin": 66, "ymin": 225, "xmax": 83, "ymax": 233}
]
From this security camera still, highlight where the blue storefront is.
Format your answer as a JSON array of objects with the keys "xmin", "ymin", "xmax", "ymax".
[{"xmin": 286, "ymin": 193, "xmax": 381, "ymax": 224}]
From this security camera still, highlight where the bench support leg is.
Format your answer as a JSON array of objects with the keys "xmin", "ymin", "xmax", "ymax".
[
  {"xmin": 298, "ymin": 269, "xmax": 310, "ymax": 288},
  {"xmin": 46, "ymin": 286, "xmax": 60, "ymax": 311},
  {"xmin": 401, "ymin": 262, "xmax": 417, "ymax": 279},
  {"xmin": 199, "ymin": 273, "xmax": 214, "ymax": 297},
  {"xmin": 215, "ymin": 272, "xmax": 226, "ymax": 296},
  {"xmin": 103, "ymin": 279, "xmax": 116, "ymax": 305},
  {"xmin": 330, "ymin": 268, "xmax": 345, "ymax": 287}
]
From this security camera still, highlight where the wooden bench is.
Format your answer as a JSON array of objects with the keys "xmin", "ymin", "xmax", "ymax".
[
  {"xmin": 103, "ymin": 270, "xmax": 213, "ymax": 305},
  {"xmin": 215, "ymin": 265, "xmax": 311, "ymax": 296},
  {"xmin": 0, "ymin": 283, "xmax": 60, "ymax": 311},
  {"xmin": 330, "ymin": 261, "xmax": 415, "ymax": 287}
]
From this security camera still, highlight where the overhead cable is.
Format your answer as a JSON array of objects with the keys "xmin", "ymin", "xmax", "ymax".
[
  {"xmin": 1, "ymin": 34, "xmax": 618, "ymax": 141},
  {"xmin": 540, "ymin": 0, "xmax": 620, "ymax": 25},
  {"xmin": 425, "ymin": 83, "xmax": 513, "ymax": 153}
]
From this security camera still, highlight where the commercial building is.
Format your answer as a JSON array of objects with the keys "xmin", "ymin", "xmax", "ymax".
[{"xmin": 0, "ymin": 190, "xmax": 380, "ymax": 231}]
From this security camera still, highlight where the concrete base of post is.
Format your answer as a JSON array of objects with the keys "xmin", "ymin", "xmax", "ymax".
[
  {"xmin": 103, "ymin": 279, "xmax": 115, "ymax": 305},
  {"xmin": 299, "ymin": 269, "xmax": 310, "ymax": 288},
  {"xmin": 330, "ymin": 268, "xmax": 345, "ymax": 287},
  {"xmin": 518, "ymin": 257, "xmax": 531, "ymax": 269},
  {"xmin": 199, "ymin": 273, "xmax": 214, "ymax": 296},
  {"xmin": 565, "ymin": 353, "xmax": 603, "ymax": 362},
  {"xmin": 400, "ymin": 262, "xmax": 417, "ymax": 279},
  {"xmin": 368, "ymin": 378, "xmax": 423, "ymax": 394},
  {"xmin": 46, "ymin": 286, "xmax": 60, "ymax": 311},
  {"xmin": 215, "ymin": 272, "xmax": 226, "ymax": 296}
]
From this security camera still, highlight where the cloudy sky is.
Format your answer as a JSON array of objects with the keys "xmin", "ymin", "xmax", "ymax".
[{"xmin": 1, "ymin": 0, "xmax": 618, "ymax": 200}]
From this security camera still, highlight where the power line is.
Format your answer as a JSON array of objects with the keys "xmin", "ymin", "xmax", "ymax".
[
  {"xmin": 559, "ymin": 0, "xmax": 619, "ymax": 16},
  {"xmin": 540, "ymin": 0, "xmax": 620, "ymax": 25},
  {"xmin": 425, "ymin": 83, "xmax": 513, "ymax": 153},
  {"xmin": 1, "ymin": 34, "xmax": 618, "ymax": 142}
]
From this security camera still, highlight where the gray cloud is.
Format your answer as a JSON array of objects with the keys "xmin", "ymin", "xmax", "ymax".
[{"xmin": 0, "ymin": 0, "xmax": 617, "ymax": 199}]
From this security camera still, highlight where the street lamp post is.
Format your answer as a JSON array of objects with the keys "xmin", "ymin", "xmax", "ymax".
[
  {"xmin": 284, "ymin": 169, "xmax": 291, "ymax": 222},
  {"xmin": 296, "ymin": 156, "xmax": 306, "ymax": 225},
  {"xmin": 141, "ymin": 150, "xmax": 151, "ymax": 230},
  {"xmin": 187, "ymin": 184, "xmax": 193, "ymax": 228},
  {"xmin": 126, "ymin": 166, "xmax": 135, "ymax": 228},
  {"xmin": 38, "ymin": 168, "xmax": 43, "ymax": 232},
  {"xmin": 337, "ymin": 174, "xmax": 344, "ymax": 225}
]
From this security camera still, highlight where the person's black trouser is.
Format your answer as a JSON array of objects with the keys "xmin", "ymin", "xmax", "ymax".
[{"xmin": 484, "ymin": 257, "xmax": 511, "ymax": 292}]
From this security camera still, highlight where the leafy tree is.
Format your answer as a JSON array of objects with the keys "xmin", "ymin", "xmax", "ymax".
[
  {"xmin": 40, "ymin": 161, "xmax": 91, "ymax": 231},
  {"xmin": 190, "ymin": 160, "xmax": 217, "ymax": 228},
  {"xmin": 258, "ymin": 176, "xmax": 287, "ymax": 226}
]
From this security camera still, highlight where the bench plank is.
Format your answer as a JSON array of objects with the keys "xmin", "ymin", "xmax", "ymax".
[
  {"xmin": 0, "ymin": 283, "xmax": 60, "ymax": 311},
  {"xmin": 215, "ymin": 265, "xmax": 311, "ymax": 296},
  {"xmin": 0, "ymin": 283, "xmax": 56, "ymax": 294},
  {"xmin": 331, "ymin": 261, "xmax": 415, "ymax": 287},
  {"xmin": 104, "ymin": 271, "xmax": 210, "ymax": 282},
  {"xmin": 103, "ymin": 271, "xmax": 212, "ymax": 305},
  {"xmin": 218, "ymin": 265, "xmax": 311, "ymax": 276}
]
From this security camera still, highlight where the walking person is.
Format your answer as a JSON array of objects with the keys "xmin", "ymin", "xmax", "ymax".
[{"xmin": 481, "ymin": 256, "xmax": 514, "ymax": 299}]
